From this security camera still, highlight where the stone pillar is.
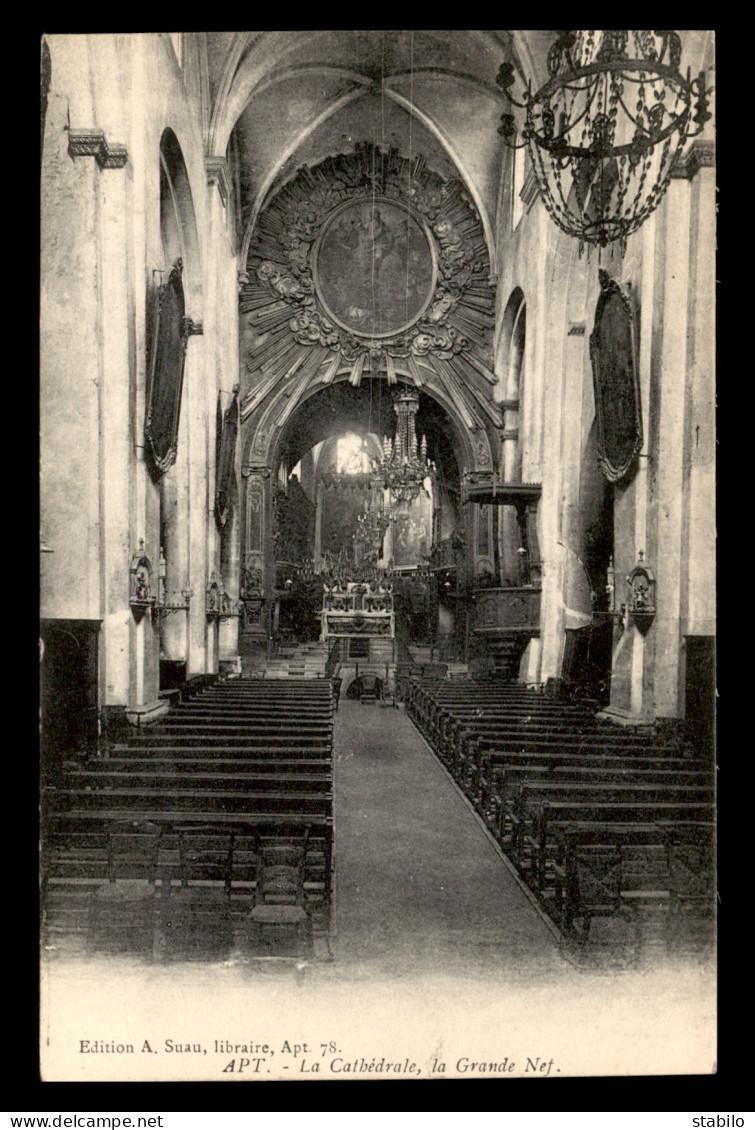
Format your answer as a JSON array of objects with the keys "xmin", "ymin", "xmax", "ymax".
[
  {"xmin": 40, "ymin": 40, "xmax": 106, "ymax": 626},
  {"xmin": 600, "ymin": 150, "xmax": 704, "ymax": 727},
  {"xmin": 185, "ymin": 333, "xmax": 211, "ymax": 676},
  {"xmin": 207, "ymin": 157, "xmax": 242, "ymax": 671},
  {"xmin": 598, "ymin": 207, "xmax": 657, "ymax": 723},
  {"xmin": 99, "ymin": 146, "xmax": 137, "ymax": 721},
  {"xmin": 650, "ymin": 177, "xmax": 692, "ymax": 717},
  {"xmin": 240, "ymin": 464, "xmax": 273, "ymax": 668},
  {"xmin": 159, "ymin": 456, "xmax": 190, "ymax": 664},
  {"xmin": 218, "ymin": 505, "xmax": 242, "ymax": 670},
  {"xmin": 115, "ymin": 34, "xmax": 163, "ymax": 726},
  {"xmin": 500, "ymin": 400, "xmax": 520, "ymax": 585},
  {"xmin": 313, "ymin": 479, "xmax": 324, "ymax": 568},
  {"xmin": 681, "ymin": 151, "xmax": 716, "ymax": 642}
]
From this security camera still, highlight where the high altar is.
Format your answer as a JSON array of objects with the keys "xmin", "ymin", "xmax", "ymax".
[{"xmin": 321, "ymin": 579, "xmax": 395, "ymax": 639}]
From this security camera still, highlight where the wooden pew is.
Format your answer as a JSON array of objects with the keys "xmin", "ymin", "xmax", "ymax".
[
  {"xmin": 527, "ymin": 800, "xmax": 714, "ymax": 891},
  {"xmin": 43, "ymin": 677, "xmax": 337, "ymax": 946},
  {"xmin": 112, "ymin": 739, "xmax": 332, "ymax": 757},
  {"xmin": 63, "ymin": 768, "xmax": 333, "ymax": 792},
  {"xmin": 461, "ymin": 741, "xmax": 686, "ymax": 794},
  {"xmin": 73, "ymin": 756, "xmax": 332, "ymax": 775},
  {"xmin": 484, "ymin": 764, "xmax": 711, "ymax": 833},
  {"xmin": 47, "ymin": 786, "xmax": 333, "ymax": 816},
  {"xmin": 509, "ymin": 782, "xmax": 713, "ymax": 861},
  {"xmin": 551, "ymin": 820, "xmax": 714, "ymax": 948}
]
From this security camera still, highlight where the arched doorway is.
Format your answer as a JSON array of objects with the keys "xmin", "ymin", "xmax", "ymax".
[{"xmin": 154, "ymin": 127, "xmax": 204, "ymax": 686}]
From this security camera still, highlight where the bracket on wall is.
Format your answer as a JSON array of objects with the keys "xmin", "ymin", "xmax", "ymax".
[
  {"xmin": 205, "ymin": 156, "xmax": 231, "ymax": 208},
  {"xmin": 152, "ymin": 589, "xmax": 193, "ymax": 621}
]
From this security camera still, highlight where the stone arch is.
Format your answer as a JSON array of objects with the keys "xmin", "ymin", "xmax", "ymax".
[
  {"xmin": 239, "ymin": 373, "xmax": 479, "ymax": 604},
  {"xmin": 156, "ymin": 128, "xmax": 205, "ymax": 667},
  {"xmin": 243, "ymin": 372, "xmax": 478, "ymax": 481},
  {"xmin": 158, "ymin": 127, "xmax": 203, "ymax": 321},
  {"xmin": 496, "ymin": 287, "xmax": 526, "ymax": 405}
]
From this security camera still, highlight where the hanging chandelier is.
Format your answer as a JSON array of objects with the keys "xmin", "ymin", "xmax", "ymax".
[
  {"xmin": 375, "ymin": 390, "xmax": 435, "ymax": 507},
  {"xmin": 497, "ymin": 31, "xmax": 713, "ymax": 255}
]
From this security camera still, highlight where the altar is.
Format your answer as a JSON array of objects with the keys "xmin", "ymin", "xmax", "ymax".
[{"xmin": 321, "ymin": 579, "xmax": 395, "ymax": 639}]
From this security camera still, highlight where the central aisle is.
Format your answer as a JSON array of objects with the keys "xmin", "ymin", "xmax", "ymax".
[{"xmin": 332, "ymin": 700, "xmax": 565, "ymax": 981}]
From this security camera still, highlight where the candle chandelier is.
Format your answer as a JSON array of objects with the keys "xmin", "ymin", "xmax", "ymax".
[
  {"xmin": 497, "ymin": 31, "xmax": 713, "ymax": 255},
  {"xmin": 376, "ymin": 390, "xmax": 435, "ymax": 507}
]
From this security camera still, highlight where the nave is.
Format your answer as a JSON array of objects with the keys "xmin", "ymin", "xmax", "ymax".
[
  {"xmin": 40, "ymin": 30, "xmax": 717, "ymax": 1081},
  {"xmin": 331, "ymin": 699, "xmax": 563, "ymax": 979}
]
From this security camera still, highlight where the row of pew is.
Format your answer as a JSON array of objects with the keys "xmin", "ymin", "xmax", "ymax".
[
  {"xmin": 41, "ymin": 678, "xmax": 336, "ymax": 957},
  {"xmin": 406, "ymin": 677, "xmax": 715, "ymax": 958}
]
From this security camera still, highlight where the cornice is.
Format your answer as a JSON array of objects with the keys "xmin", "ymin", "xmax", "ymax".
[
  {"xmin": 68, "ymin": 128, "xmax": 128, "ymax": 169},
  {"xmin": 206, "ymin": 156, "xmax": 231, "ymax": 208},
  {"xmin": 670, "ymin": 139, "xmax": 716, "ymax": 180}
]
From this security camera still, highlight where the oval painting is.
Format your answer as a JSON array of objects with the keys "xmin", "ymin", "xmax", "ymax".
[{"xmin": 313, "ymin": 198, "xmax": 437, "ymax": 338}]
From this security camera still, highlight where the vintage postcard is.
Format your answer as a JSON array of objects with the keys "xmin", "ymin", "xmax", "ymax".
[{"xmin": 40, "ymin": 30, "xmax": 716, "ymax": 1082}]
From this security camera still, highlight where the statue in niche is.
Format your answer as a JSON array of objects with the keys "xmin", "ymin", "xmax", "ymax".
[{"xmin": 134, "ymin": 565, "xmax": 150, "ymax": 602}]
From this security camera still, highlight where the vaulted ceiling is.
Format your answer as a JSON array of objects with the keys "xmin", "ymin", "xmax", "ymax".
[
  {"xmin": 204, "ymin": 30, "xmax": 558, "ymax": 262},
  {"xmin": 203, "ymin": 30, "xmax": 713, "ymax": 263}
]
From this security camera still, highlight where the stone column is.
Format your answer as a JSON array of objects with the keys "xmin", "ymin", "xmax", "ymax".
[
  {"xmin": 600, "ymin": 142, "xmax": 708, "ymax": 727},
  {"xmin": 185, "ymin": 332, "xmax": 211, "ymax": 676},
  {"xmin": 313, "ymin": 479, "xmax": 324, "ymax": 569},
  {"xmin": 680, "ymin": 147, "xmax": 716, "ymax": 642},
  {"xmin": 598, "ymin": 209, "xmax": 658, "ymax": 724},
  {"xmin": 159, "ymin": 454, "xmax": 190, "ymax": 665},
  {"xmin": 98, "ymin": 140, "xmax": 137, "ymax": 724},
  {"xmin": 240, "ymin": 464, "xmax": 273, "ymax": 669},
  {"xmin": 500, "ymin": 399, "xmax": 520, "ymax": 585}
]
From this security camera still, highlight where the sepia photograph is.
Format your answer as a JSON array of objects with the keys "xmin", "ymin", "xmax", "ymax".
[{"xmin": 39, "ymin": 30, "xmax": 716, "ymax": 1083}]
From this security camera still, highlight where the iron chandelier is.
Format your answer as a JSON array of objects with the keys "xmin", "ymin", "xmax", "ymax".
[
  {"xmin": 497, "ymin": 31, "xmax": 713, "ymax": 254},
  {"xmin": 376, "ymin": 390, "xmax": 435, "ymax": 507}
]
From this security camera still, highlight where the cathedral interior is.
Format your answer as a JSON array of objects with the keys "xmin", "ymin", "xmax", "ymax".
[{"xmin": 39, "ymin": 31, "xmax": 716, "ymax": 1079}]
